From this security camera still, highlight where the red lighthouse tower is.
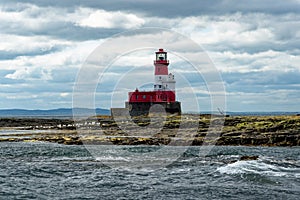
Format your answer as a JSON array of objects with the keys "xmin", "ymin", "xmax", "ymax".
[{"xmin": 125, "ymin": 49, "xmax": 181, "ymax": 116}]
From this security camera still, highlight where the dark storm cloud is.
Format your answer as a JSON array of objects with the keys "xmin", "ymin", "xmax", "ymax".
[{"xmin": 1, "ymin": 0, "xmax": 300, "ymax": 17}]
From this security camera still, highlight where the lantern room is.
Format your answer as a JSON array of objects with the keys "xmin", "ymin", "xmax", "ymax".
[{"xmin": 154, "ymin": 48, "xmax": 169, "ymax": 66}]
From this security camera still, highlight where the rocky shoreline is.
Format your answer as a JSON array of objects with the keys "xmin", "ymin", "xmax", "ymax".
[{"xmin": 0, "ymin": 114, "xmax": 299, "ymax": 146}]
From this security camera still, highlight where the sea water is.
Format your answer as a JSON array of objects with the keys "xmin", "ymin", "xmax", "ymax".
[{"xmin": 0, "ymin": 142, "xmax": 299, "ymax": 199}]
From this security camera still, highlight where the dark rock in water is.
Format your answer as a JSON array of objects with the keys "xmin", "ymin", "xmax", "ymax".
[
  {"xmin": 228, "ymin": 160, "xmax": 238, "ymax": 164},
  {"xmin": 226, "ymin": 155, "xmax": 259, "ymax": 164},
  {"xmin": 240, "ymin": 155, "xmax": 259, "ymax": 161}
]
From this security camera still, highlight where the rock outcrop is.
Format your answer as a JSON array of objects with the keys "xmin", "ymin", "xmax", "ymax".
[{"xmin": 0, "ymin": 115, "xmax": 299, "ymax": 146}]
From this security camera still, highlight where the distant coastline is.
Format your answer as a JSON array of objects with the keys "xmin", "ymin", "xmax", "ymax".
[{"xmin": 0, "ymin": 108, "xmax": 110, "ymax": 118}]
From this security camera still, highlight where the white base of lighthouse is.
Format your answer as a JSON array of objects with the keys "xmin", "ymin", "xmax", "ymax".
[{"xmin": 154, "ymin": 73, "xmax": 175, "ymax": 91}]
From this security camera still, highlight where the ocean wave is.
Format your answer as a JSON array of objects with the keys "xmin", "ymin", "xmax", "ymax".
[
  {"xmin": 95, "ymin": 156, "xmax": 130, "ymax": 162},
  {"xmin": 217, "ymin": 158, "xmax": 300, "ymax": 178}
]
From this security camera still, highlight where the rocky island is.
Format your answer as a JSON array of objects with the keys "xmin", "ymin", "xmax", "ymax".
[{"xmin": 0, "ymin": 114, "xmax": 299, "ymax": 146}]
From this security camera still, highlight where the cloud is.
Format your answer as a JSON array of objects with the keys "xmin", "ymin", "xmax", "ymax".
[
  {"xmin": 5, "ymin": 67, "xmax": 52, "ymax": 80},
  {"xmin": 4, "ymin": 0, "xmax": 300, "ymax": 17},
  {"xmin": 172, "ymin": 12, "xmax": 300, "ymax": 52},
  {"xmin": 210, "ymin": 49, "xmax": 300, "ymax": 73},
  {"xmin": 226, "ymin": 89, "xmax": 300, "ymax": 112},
  {"xmin": 1, "ymin": 39, "xmax": 99, "ymax": 79},
  {"xmin": 60, "ymin": 92, "xmax": 70, "ymax": 97},
  {"xmin": 0, "ymin": 4, "xmax": 124, "ymax": 41},
  {"xmin": 77, "ymin": 9, "xmax": 145, "ymax": 29},
  {"xmin": 0, "ymin": 34, "xmax": 69, "ymax": 61},
  {"xmin": 0, "ymin": 1, "xmax": 299, "ymax": 111},
  {"xmin": 220, "ymin": 69, "xmax": 300, "ymax": 112}
]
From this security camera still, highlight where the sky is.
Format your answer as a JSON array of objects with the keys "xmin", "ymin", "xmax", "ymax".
[{"xmin": 0, "ymin": 0, "xmax": 300, "ymax": 112}]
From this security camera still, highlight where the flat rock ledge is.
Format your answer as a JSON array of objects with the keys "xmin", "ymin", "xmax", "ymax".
[{"xmin": 0, "ymin": 114, "xmax": 299, "ymax": 146}]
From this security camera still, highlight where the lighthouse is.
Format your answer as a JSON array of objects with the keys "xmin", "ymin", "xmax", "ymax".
[
  {"xmin": 125, "ymin": 49, "xmax": 181, "ymax": 116},
  {"xmin": 154, "ymin": 48, "xmax": 176, "ymax": 91}
]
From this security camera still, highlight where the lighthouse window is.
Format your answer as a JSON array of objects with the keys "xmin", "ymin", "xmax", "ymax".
[
  {"xmin": 143, "ymin": 95, "xmax": 146, "ymax": 99},
  {"xmin": 136, "ymin": 95, "xmax": 138, "ymax": 100},
  {"xmin": 157, "ymin": 53, "xmax": 165, "ymax": 61},
  {"xmin": 159, "ymin": 85, "xmax": 161, "ymax": 88}
]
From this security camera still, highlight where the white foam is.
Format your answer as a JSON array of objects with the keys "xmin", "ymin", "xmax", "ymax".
[
  {"xmin": 95, "ymin": 156, "xmax": 130, "ymax": 162},
  {"xmin": 217, "ymin": 159, "xmax": 300, "ymax": 178},
  {"xmin": 170, "ymin": 168, "xmax": 192, "ymax": 174}
]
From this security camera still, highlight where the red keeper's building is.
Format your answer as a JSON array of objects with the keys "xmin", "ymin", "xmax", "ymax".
[{"xmin": 125, "ymin": 49, "xmax": 181, "ymax": 116}]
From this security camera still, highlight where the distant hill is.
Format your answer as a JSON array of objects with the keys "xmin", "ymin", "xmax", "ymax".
[{"xmin": 0, "ymin": 108, "xmax": 110, "ymax": 118}]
